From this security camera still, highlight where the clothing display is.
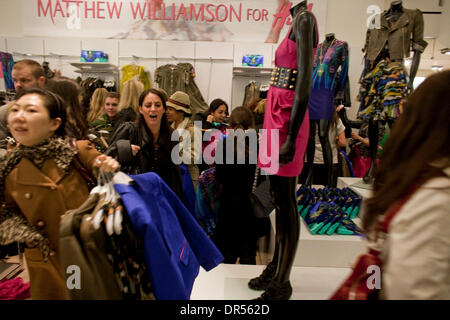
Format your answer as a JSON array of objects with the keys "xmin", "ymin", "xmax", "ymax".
[
  {"xmin": 357, "ymin": 58, "xmax": 407, "ymax": 120},
  {"xmin": 296, "ymin": 186, "xmax": 363, "ymax": 235},
  {"xmin": 0, "ymin": 52, "xmax": 14, "ymax": 90},
  {"xmin": 154, "ymin": 63, "xmax": 208, "ymax": 117},
  {"xmin": 363, "ymin": 8, "xmax": 427, "ymax": 62},
  {"xmin": 60, "ymin": 186, "xmax": 154, "ymax": 300},
  {"xmin": 257, "ymin": 21, "xmax": 318, "ymax": 177},
  {"xmin": 120, "ymin": 64, "xmax": 151, "ymax": 91},
  {"xmin": 113, "ymin": 171, "xmax": 224, "ymax": 300},
  {"xmin": 309, "ymin": 39, "xmax": 349, "ymax": 120}
]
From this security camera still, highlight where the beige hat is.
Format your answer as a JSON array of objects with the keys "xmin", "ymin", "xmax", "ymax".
[{"xmin": 166, "ymin": 91, "xmax": 191, "ymax": 115}]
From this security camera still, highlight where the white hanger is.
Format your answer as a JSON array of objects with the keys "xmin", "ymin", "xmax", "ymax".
[{"xmin": 92, "ymin": 170, "xmax": 109, "ymax": 230}]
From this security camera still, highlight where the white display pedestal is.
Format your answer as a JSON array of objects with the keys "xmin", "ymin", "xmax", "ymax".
[{"xmin": 191, "ymin": 264, "xmax": 351, "ymax": 300}]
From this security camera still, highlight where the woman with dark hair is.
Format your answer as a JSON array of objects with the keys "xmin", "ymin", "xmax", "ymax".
[
  {"xmin": 213, "ymin": 107, "xmax": 268, "ymax": 264},
  {"xmin": 106, "ymin": 88, "xmax": 183, "ymax": 199},
  {"xmin": 361, "ymin": 70, "xmax": 450, "ymax": 299},
  {"xmin": 45, "ymin": 77, "xmax": 89, "ymax": 139},
  {"xmin": 0, "ymin": 88, "xmax": 119, "ymax": 299},
  {"xmin": 203, "ymin": 98, "xmax": 229, "ymax": 129}
]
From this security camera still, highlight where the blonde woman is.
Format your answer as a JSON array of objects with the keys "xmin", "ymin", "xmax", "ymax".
[
  {"xmin": 87, "ymin": 87, "xmax": 108, "ymax": 124},
  {"xmin": 114, "ymin": 78, "xmax": 145, "ymax": 134}
]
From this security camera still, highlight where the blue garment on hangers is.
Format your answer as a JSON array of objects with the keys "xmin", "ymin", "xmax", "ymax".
[
  {"xmin": 179, "ymin": 164, "xmax": 196, "ymax": 215},
  {"xmin": 114, "ymin": 172, "xmax": 223, "ymax": 300}
]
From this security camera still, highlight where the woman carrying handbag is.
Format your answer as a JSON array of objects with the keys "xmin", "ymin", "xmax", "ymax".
[{"xmin": 331, "ymin": 71, "xmax": 450, "ymax": 300}]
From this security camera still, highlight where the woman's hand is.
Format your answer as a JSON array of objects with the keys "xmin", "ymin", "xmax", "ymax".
[
  {"xmin": 351, "ymin": 132, "xmax": 361, "ymax": 140},
  {"xmin": 94, "ymin": 154, "xmax": 120, "ymax": 173},
  {"xmin": 131, "ymin": 144, "xmax": 141, "ymax": 156},
  {"xmin": 206, "ymin": 114, "xmax": 215, "ymax": 123}
]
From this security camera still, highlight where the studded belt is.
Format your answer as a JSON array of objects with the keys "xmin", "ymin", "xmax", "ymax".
[{"xmin": 269, "ymin": 66, "xmax": 298, "ymax": 90}]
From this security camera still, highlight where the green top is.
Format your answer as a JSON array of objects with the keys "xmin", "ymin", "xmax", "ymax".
[{"xmin": 90, "ymin": 113, "xmax": 115, "ymax": 133}]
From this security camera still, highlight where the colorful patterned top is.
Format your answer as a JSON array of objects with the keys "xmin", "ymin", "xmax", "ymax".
[{"xmin": 308, "ymin": 40, "xmax": 349, "ymax": 120}]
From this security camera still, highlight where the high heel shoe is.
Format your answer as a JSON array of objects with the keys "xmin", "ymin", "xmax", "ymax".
[
  {"xmin": 256, "ymin": 280, "xmax": 292, "ymax": 300},
  {"xmin": 248, "ymin": 261, "xmax": 277, "ymax": 291}
]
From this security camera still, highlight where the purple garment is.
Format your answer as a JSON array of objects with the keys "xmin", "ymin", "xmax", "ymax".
[{"xmin": 309, "ymin": 40, "xmax": 349, "ymax": 120}]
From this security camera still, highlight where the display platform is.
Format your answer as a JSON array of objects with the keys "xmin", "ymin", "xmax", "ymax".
[
  {"xmin": 337, "ymin": 177, "xmax": 373, "ymax": 199},
  {"xmin": 263, "ymin": 179, "xmax": 371, "ymax": 268},
  {"xmin": 191, "ymin": 263, "xmax": 351, "ymax": 300}
]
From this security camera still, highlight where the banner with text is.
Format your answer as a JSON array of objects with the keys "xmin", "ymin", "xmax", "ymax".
[{"xmin": 22, "ymin": 0, "xmax": 327, "ymax": 42}]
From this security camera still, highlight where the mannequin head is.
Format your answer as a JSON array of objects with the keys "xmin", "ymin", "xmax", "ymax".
[
  {"xmin": 290, "ymin": 1, "xmax": 307, "ymax": 17},
  {"xmin": 325, "ymin": 33, "xmax": 335, "ymax": 42},
  {"xmin": 388, "ymin": 1, "xmax": 403, "ymax": 14}
]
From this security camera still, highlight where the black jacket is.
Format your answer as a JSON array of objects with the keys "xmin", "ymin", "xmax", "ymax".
[{"xmin": 106, "ymin": 121, "xmax": 183, "ymax": 199}]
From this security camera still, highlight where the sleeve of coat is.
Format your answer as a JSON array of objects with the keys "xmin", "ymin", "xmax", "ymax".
[
  {"xmin": 75, "ymin": 140, "xmax": 101, "ymax": 175},
  {"xmin": 412, "ymin": 9, "xmax": 428, "ymax": 53},
  {"xmin": 382, "ymin": 183, "xmax": 450, "ymax": 299}
]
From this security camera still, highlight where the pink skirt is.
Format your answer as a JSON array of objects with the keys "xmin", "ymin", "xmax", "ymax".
[{"xmin": 257, "ymin": 86, "xmax": 309, "ymax": 177}]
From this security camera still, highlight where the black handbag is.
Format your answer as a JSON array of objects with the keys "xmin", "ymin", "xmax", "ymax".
[{"xmin": 249, "ymin": 166, "xmax": 275, "ymax": 218}]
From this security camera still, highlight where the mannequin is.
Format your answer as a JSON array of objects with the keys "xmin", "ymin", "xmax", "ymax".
[
  {"xmin": 304, "ymin": 32, "xmax": 349, "ymax": 187},
  {"xmin": 249, "ymin": 0, "xmax": 318, "ymax": 300},
  {"xmin": 359, "ymin": 0, "xmax": 427, "ymax": 183}
]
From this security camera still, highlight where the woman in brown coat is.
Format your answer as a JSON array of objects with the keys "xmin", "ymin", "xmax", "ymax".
[{"xmin": 0, "ymin": 88, "xmax": 119, "ymax": 299}]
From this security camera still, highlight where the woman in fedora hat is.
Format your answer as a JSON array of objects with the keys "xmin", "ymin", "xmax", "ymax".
[{"xmin": 166, "ymin": 91, "xmax": 200, "ymax": 188}]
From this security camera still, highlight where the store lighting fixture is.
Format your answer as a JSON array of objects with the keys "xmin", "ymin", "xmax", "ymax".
[
  {"xmin": 440, "ymin": 48, "xmax": 450, "ymax": 55},
  {"xmin": 431, "ymin": 65, "xmax": 443, "ymax": 71}
]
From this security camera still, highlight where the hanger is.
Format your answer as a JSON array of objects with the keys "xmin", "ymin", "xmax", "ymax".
[{"xmin": 92, "ymin": 170, "xmax": 109, "ymax": 230}]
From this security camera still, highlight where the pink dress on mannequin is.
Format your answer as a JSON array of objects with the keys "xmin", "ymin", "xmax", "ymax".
[{"xmin": 258, "ymin": 32, "xmax": 312, "ymax": 177}]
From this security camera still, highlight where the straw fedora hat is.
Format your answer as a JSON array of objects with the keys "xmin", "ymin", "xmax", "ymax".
[{"xmin": 166, "ymin": 91, "xmax": 191, "ymax": 115}]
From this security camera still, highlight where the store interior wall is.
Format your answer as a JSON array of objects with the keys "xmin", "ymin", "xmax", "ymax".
[{"xmin": 1, "ymin": 0, "xmax": 449, "ymax": 119}]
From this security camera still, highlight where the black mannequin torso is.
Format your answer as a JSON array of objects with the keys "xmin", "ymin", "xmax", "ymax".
[{"xmin": 386, "ymin": 0, "xmax": 403, "ymax": 22}]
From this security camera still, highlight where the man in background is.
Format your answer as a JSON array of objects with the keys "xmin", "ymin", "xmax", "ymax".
[{"xmin": 0, "ymin": 59, "xmax": 46, "ymax": 153}]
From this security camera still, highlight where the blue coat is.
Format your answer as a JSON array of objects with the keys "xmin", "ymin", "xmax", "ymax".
[{"xmin": 114, "ymin": 172, "xmax": 223, "ymax": 300}]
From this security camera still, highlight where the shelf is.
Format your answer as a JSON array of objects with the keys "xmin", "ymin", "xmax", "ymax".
[
  {"xmin": 70, "ymin": 62, "xmax": 119, "ymax": 73},
  {"xmin": 232, "ymin": 66, "xmax": 273, "ymax": 77}
]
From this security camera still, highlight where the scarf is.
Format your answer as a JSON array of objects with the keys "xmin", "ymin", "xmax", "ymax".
[{"xmin": 0, "ymin": 136, "xmax": 78, "ymax": 260}]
